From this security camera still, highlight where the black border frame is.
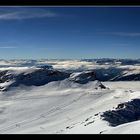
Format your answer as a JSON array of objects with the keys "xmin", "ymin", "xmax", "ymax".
[{"xmin": 0, "ymin": 0, "xmax": 140, "ymax": 6}]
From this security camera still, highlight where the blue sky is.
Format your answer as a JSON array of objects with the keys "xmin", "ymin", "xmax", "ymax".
[{"xmin": 0, "ymin": 7, "xmax": 140, "ymax": 59}]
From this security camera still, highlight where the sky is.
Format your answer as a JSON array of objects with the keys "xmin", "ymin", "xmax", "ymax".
[{"xmin": 0, "ymin": 6, "xmax": 140, "ymax": 59}]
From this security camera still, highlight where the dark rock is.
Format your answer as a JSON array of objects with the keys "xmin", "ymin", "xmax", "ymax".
[
  {"xmin": 101, "ymin": 99, "xmax": 140, "ymax": 126},
  {"xmin": 0, "ymin": 68, "xmax": 70, "ymax": 91},
  {"xmin": 69, "ymin": 71, "xmax": 96, "ymax": 84}
]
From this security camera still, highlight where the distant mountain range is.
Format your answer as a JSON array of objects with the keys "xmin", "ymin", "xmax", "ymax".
[{"xmin": 0, "ymin": 59, "xmax": 140, "ymax": 91}]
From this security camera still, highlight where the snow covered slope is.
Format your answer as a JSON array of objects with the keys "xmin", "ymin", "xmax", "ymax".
[
  {"xmin": 0, "ymin": 80, "xmax": 139, "ymax": 134},
  {"xmin": 0, "ymin": 59, "xmax": 140, "ymax": 134}
]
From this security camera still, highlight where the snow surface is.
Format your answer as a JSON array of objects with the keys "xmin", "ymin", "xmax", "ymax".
[{"xmin": 0, "ymin": 80, "xmax": 140, "ymax": 134}]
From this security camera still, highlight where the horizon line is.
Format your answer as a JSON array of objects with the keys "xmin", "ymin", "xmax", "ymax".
[{"xmin": 0, "ymin": 58, "xmax": 140, "ymax": 60}]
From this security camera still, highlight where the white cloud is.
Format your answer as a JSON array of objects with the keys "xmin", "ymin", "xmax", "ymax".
[
  {"xmin": 0, "ymin": 46, "xmax": 17, "ymax": 49},
  {"xmin": 44, "ymin": 60, "xmax": 109, "ymax": 70},
  {"xmin": 100, "ymin": 32, "xmax": 140, "ymax": 37},
  {"xmin": 111, "ymin": 32, "xmax": 140, "ymax": 37},
  {"xmin": 0, "ymin": 8, "xmax": 58, "ymax": 20}
]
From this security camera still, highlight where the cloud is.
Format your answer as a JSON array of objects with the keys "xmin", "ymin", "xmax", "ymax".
[
  {"xmin": 110, "ymin": 43, "xmax": 130, "ymax": 47},
  {"xmin": 0, "ymin": 8, "xmax": 58, "ymax": 20},
  {"xmin": 110, "ymin": 32, "xmax": 140, "ymax": 37},
  {"xmin": 113, "ymin": 32, "xmax": 140, "ymax": 37},
  {"xmin": 0, "ymin": 46, "xmax": 17, "ymax": 49},
  {"xmin": 45, "ymin": 60, "xmax": 107, "ymax": 70}
]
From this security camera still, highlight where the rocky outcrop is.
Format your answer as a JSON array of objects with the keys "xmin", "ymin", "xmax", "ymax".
[
  {"xmin": 101, "ymin": 99, "xmax": 140, "ymax": 127},
  {"xmin": 95, "ymin": 81, "xmax": 107, "ymax": 89},
  {"xmin": 111, "ymin": 73, "xmax": 140, "ymax": 81},
  {"xmin": 69, "ymin": 71, "xmax": 96, "ymax": 84},
  {"xmin": 0, "ymin": 68, "xmax": 70, "ymax": 91},
  {"xmin": 0, "ymin": 70, "xmax": 14, "ymax": 83}
]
